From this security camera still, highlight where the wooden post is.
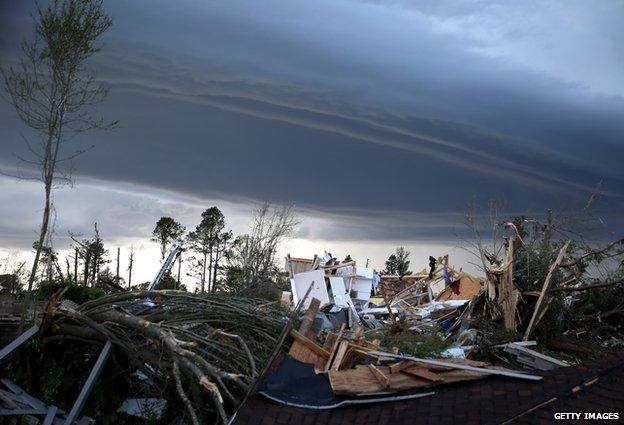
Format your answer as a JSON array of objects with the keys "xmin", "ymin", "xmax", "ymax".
[
  {"xmin": 501, "ymin": 237, "xmax": 517, "ymax": 330},
  {"xmin": 523, "ymin": 240, "xmax": 571, "ymax": 341}
]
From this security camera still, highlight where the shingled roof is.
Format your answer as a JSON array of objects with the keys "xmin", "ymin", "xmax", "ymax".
[{"xmin": 232, "ymin": 354, "xmax": 624, "ymax": 425}]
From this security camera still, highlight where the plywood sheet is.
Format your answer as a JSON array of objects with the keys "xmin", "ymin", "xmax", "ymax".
[{"xmin": 293, "ymin": 270, "xmax": 329, "ymax": 308}]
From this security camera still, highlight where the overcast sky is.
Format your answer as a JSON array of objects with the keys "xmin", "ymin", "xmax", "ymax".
[{"xmin": 1, "ymin": 0, "xmax": 623, "ymax": 284}]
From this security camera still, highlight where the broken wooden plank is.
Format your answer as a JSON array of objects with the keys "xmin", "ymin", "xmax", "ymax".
[
  {"xmin": 289, "ymin": 330, "xmax": 330, "ymax": 359},
  {"xmin": 0, "ymin": 407, "xmax": 49, "ymax": 415},
  {"xmin": 523, "ymin": 240, "xmax": 571, "ymax": 341},
  {"xmin": 324, "ymin": 324, "xmax": 346, "ymax": 373},
  {"xmin": 367, "ymin": 364, "xmax": 390, "ymax": 389},
  {"xmin": 368, "ymin": 351, "xmax": 543, "ymax": 381},
  {"xmin": 1, "ymin": 379, "xmax": 47, "ymax": 411},
  {"xmin": 402, "ymin": 366, "xmax": 444, "ymax": 382},
  {"xmin": 330, "ymin": 340, "xmax": 349, "ymax": 371},
  {"xmin": 298, "ymin": 297, "xmax": 321, "ymax": 339},
  {"xmin": 328, "ymin": 364, "xmax": 488, "ymax": 395},
  {"xmin": 328, "ymin": 365, "xmax": 426, "ymax": 395},
  {"xmin": 389, "ymin": 360, "xmax": 414, "ymax": 374},
  {"xmin": 503, "ymin": 343, "xmax": 569, "ymax": 371},
  {"xmin": 0, "ymin": 325, "xmax": 39, "ymax": 364},
  {"xmin": 63, "ymin": 340, "xmax": 112, "ymax": 425},
  {"xmin": 43, "ymin": 406, "xmax": 58, "ymax": 425}
]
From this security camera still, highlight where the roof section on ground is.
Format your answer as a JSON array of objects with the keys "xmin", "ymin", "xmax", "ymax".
[{"xmin": 232, "ymin": 354, "xmax": 624, "ymax": 425}]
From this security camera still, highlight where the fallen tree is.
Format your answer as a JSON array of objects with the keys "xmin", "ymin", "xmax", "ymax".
[{"xmin": 40, "ymin": 290, "xmax": 286, "ymax": 424}]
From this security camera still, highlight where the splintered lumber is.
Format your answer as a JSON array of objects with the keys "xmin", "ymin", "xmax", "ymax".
[
  {"xmin": 328, "ymin": 364, "xmax": 489, "ymax": 395},
  {"xmin": 298, "ymin": 297, "xmax": 321, "ymax": 339},
  {"xmin": 322, "ymin": 332, "xmax": 338, "ymax": 351},
  {"xmin": 367, "ymin": 364, "xmax": 390, "ymax": 389},
  {"xmin": 329, "ymin": 365, "xmax": 424, "ymax": 395},
  {"xmin": 389, "ymin": 360, "xmax": 414, "ymax": 374},
  {"xmin": 324, "ymin": 324, "xmax": 346, "ymax": 373},
  {"xmin": 330, "ymin": 340, "xmax": 350, "ymax": 371},
  {"xmin": 402, "ymin": 366, "xmax": 444, "ymax": 382},
  {"xmin": 501, "ymin": 237, "xmax": 517, "ymax": 330},
  {"xmin": 523, "ymin": 241, "xmax": 571, "ymax": 341},
  {"xmin": 368, "ymin": 351, "xmax": 543, "ymax": 381},
  {"xmin": 288, "ymin": 298, "xmax": 325, "ymax": 367},
  {"xmin": 289, "ymin": 330, "xmax": 330, "ymax": 359}
]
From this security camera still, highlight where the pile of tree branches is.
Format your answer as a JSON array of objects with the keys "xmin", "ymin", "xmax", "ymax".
[{"xmin": 44, "ymin": 290, "xmax": 286, "ymax": 424}]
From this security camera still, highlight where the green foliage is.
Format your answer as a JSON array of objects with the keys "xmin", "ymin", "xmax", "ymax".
[
  {"xmin": 223, "ymin": 263, "xmax": 289, "ymax": 300},
  {"xmin": 367, "ymin": 330, "xmax": 452, "ymax": 358},
  {"xmin": 384, "ymin": 247, "xmax": 411, "ymax": 277},
  {"xmin": 38, "ymin": 0, "xmax": 113, "ymax": 61},
  {"xmin": 157, "ymin": 273, "xmax": 187, "ymax": 291},
  {"xmin": 37, "ymin": 280, "xmax": 105, "ymax": 303},
  {"xmin": 151, "ymin": 216, "xmax": 185, "ymax": 259},
  {"xmin": 6, "ymin": 339, "xmax": 126, "ymax": 421},
  {"xmin": 0, "ymin": 274, "xmax": 22, "ymax": 295}
]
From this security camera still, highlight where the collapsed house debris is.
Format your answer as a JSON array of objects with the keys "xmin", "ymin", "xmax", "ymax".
[{"xmin": 2, "ymin": 232, "xmax": 622, "ymax": 424}]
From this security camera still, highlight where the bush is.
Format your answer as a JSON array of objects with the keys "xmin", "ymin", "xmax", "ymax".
[{"xmin": 37, "ymin": 280, "xmax": 105, "ymax": 304}]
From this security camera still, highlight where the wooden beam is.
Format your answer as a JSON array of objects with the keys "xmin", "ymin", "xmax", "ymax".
[
  {"xmin": 402, "ymin": 366, "xmax": 444, "ymax": 382},
  {"xmin": 324, "ymin": 324, "xmax": 346, "ymax": 372},
  {"xmin": 0, "ymin": 325, "xmax": 39, "ymax": 364},
  {"xmin": 289, "ymin": 330, "xmax": 330, "ymax": 359},
  {"xmin": 388, "ymin": 360, "xmax": 414, "ymax": 374},
  {"xmin": 63, "ymin": 340, "xmax": 112, "ymax": 425},
  {"xmin": 330, "ymin": 340, "xmax": 349, "ymax": 371},
  {"xmin": 367, "ymin": 364, "xmax": 390, "ymax": 389},
  {"xmin": 523, "ymin": 241, "xmax": 571, "ymax": 341},
  {"xmin": 368, "ymin": 351, "xmax": 543, "ymax": 381},
  {"xmin": 298, "ymin": 297, "xmax": 320, "ymax": 339}
]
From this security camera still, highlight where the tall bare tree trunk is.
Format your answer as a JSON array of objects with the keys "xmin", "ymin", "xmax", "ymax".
[
  {"xmin": 212, "ymin": 245, "xmax": 220, "ymax": 293},
  {"xmin": 177, "ymin": 253, "xmax": 182, "ymax": 289},
  {"xmin": 208, "ymin": 248, "xmax": 213, "ymax": 292},
  {"xmin": 74, "ymin": 248, "xmax": 78, "ymax": 284},
  {"xmin": 116, "ymin": 247, "xmax": 120, "ymax": 283},
  {"xmin": 128, "ymin": 252, "xmax": 134, "ymax": 290},
  {"xmin": 18, "ymin": 181, "xmax": 51, "ymax": 334},
  {"xmin": 201, "ymin": 252, "xmax": 207, "ymax": 293}
]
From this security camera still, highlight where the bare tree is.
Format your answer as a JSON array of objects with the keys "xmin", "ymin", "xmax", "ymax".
[
  {"xmin": 2, "ymin": 0, "xmax": 115, "ymax": 325},
  {"xmin": 127, "ymin": 245, "xmax": 135, "ymax": 290},
  {"xmin": 226, "ymin": 202, "xmax": 299, "ymax": 295}
]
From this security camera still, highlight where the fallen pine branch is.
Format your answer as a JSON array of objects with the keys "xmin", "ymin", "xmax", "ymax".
[{"xmin": 44, "ymin": 290, "xmax": 286, "ymax": 424}]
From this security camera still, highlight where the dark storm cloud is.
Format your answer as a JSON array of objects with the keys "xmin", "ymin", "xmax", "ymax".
[{"xmin": 1, "ymin": 0, "xmax": 623, "ymax": 245}]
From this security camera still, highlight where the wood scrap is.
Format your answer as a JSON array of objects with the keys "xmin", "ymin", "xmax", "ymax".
[
  {"xmin": 288, "ymin": 330, "xmax": 330, "ymax": 359},
  {"xmin": 367, "ymin": 364, "xmax": 390, "ymax": 389},
  {"xmin": 368, "ymin": 351, "xmax": 543, "ymax": 381},
  {"xmin": 324, "ymin": 324, "xmax": 346, "ymax": 373},
  {"xmin": 503, "ymin": 343, "xmax": 569, "ymax": 371},
  {"xmin": 401, "ymin": 366, "xmax": 444, "ymax": 382},
  {"xmin": 523, "ymin": 241, "xmax": 571, "ymax": 341},
  {"xmin": 388, "ymin": 360, "xmax": 414, "ymax": 374},
  {"xmin": 330, "ymin": 340, "xmax": 349, "ymax": 371}
]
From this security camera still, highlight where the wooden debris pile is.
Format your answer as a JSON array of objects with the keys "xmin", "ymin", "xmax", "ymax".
[{"xmin": 284, "ymin": 297, "xmax": 541, "ymax": 398}]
